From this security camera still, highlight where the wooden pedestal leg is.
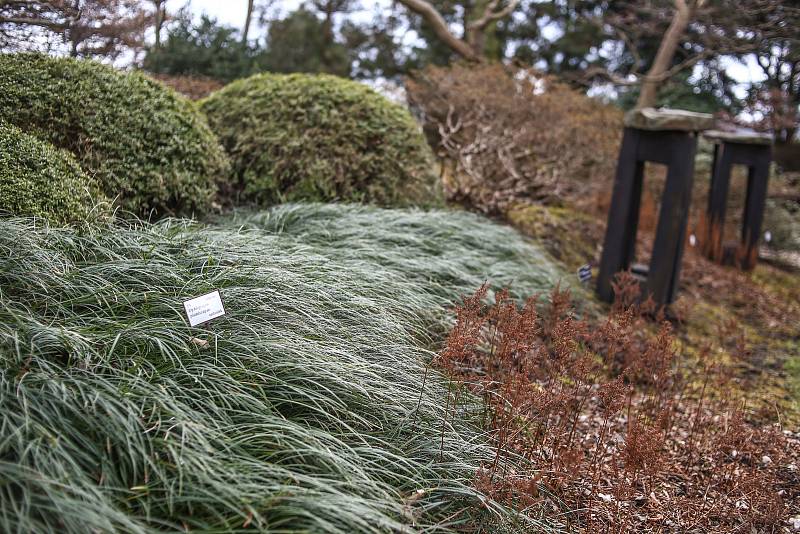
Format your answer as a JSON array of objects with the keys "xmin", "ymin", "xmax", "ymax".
[
  {"xmin": 597, "ymin": 128, "xmax": 643, "ymax": 302},
  {"xmin": 647, "ymin": 133, "xmax": 697, "ymax": 305},
  {"xmin": 740, "ymin": 147, "xmax": 771, "ymax": 270},
  {"xmin": 706, "ymin": 142, "xmax": 733, "ymax": 261}
]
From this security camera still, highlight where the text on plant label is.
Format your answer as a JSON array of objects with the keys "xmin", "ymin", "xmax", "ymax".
[{"xmin": 183, "ymin": 290, "xmax": 225, "ymax": 327}]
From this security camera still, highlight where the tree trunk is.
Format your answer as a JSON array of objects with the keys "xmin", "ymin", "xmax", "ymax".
[
  {"xmin": 465, "ymin": 0, "xmax": 501, "ymax": 60},
  {"xmin": 153, "ymin": 0, "xmax": 165, "ymax": 48},
  {"xmin": 68, "ymin": 0, "xmax": 81, "ymax": 57},
  {"xmin": 636, "ymin": 0, "xmax": 694, "ymax": 109},
  {"xmin": 242, "ymin": 0, "xmax": 254, "ymax": 43},
  {"xmin": 782, "ymin": 125, "xmax": 798, "ymax": 144}
]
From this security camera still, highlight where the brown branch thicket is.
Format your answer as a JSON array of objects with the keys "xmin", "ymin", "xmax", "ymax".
[
  {"xmin": 148, "ymin": 72, "xmax": 224, "ymax": 100},
  {"xmin": 437, "ymin": 275, "xmax": 798, "ymax": 532},
  {"xmin": 406, "ymin": 63, "xmax": 623, "ymax": 214}
]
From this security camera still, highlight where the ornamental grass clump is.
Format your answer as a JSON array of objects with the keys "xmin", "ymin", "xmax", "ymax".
[
  {"xmin": 201, "ymin": 73, "xmax": 438, "ymax": 206},
  {"xmin": 0, "ymin": 203, "xmax": 563, "ymax": 532},
  {"xmin": 0, "ymin": 53, "xmax": 230, "ymax": 218},
  {"xmin": 0, "ymin": 123, "xmax": 108, "ymax": 224}
]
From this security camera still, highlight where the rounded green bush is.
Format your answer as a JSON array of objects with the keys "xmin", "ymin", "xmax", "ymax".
[
  {"xmin": 0, "ymin": 123, "xmax": 107, "ymax": 224},
  {"xmin": 200, "ymin": 73, "xmax": 438, "ymax": 206},
  {"xmin": 0, "ymin": 53, "xmax": 230, "ymax": 218}
]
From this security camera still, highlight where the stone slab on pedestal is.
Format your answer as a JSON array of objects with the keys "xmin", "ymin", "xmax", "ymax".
[
  {"xmin": 703, "ymin": 128, "xmax": 773, "ymax": 146},
  {"xmin": 624, "ymin": 107, "xmax": 715, "ymax": 132}
]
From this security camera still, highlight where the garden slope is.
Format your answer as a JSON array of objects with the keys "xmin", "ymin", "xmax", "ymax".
[{"xmin": 0, "ymin": 204, "xmax": 563, "ymax": 533}]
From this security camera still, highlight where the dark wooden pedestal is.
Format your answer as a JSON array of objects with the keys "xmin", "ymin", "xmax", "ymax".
[
  {"xmin": 597, "ymin": 127, "xmax": 699, "ymax": 306},
  {"xmin": 704, "ymin": 134, "xmax": 772, "ymax": 270}
]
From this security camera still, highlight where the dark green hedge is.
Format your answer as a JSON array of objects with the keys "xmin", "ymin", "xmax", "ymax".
[
  {"xmin": 200, "ymin": 73, "xmax": 438, "ymax": 206},
  {"xmin": 0, "ymin": 53, "xmax": 230, "ymax": 218},
  {"xmin": 0, "ymin": 123, "xmax": 106, "ymax": 224}
]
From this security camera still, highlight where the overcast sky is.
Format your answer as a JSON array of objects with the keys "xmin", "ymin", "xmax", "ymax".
[
  {"xmin": 178, "ymin": 0, "xmax": 275, "ymax": 29},
  {"xmin": 170, "ymin": 0, "xmax": 380, "ymax": 34},
  {"xmin": 170, "ymin": 0, "xmax": 766, "ymax": 91}
]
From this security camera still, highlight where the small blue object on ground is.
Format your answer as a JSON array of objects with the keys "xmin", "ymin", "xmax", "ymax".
[{"xmin": 578, "ymin": 264, "xmax": 592, "ymax": 284}]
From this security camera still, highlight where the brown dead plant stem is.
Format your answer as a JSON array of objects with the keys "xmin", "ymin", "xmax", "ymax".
[{"xmin": 438, "ymin": 274, "xmax": 797, "ymax": 532}]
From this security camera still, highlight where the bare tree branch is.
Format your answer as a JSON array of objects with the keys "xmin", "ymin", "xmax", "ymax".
[
  {"xmin": 0, "ymin": 0, "xmax": 149, "ymax": 58},
  {"xmin": 395, "ymin": 0, "xmax": 479, "ymax": 60},
  {"xmin": 636, "ymin": 0, "xmax": 696, "ymax": 107},
  {"xmin": 468, "ymin": 0, "xmax": 519, "ymax": 32},
  {"xmin": 0, "ymin": 16, "xmax": 67, "ymax": 28}
]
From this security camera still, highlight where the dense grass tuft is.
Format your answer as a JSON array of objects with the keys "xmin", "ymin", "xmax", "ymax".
[{"xmin": 0, "ymin": 204, "xmax": 562, "ymax": 532}]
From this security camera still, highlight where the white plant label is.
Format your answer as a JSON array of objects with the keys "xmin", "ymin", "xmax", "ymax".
[{"xmin": 183, "ymin": 290, "xmax": 225, "ymax": 327}]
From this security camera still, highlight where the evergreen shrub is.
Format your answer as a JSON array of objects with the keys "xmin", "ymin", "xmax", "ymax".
[
  {"xmin": 201, "ymin": 73, "xmax": 438, "ymax": 206},
  {"xmin": 0, "ymin": 53, "xmax": 230, "ymax": 218},
  {"xmin": 0, "ymin": 123, "xmax": 106, "ymax": 224}
]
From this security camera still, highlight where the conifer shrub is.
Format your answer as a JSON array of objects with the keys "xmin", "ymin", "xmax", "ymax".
[
  {"xmin": 201, "ymin": 73, "xmax": 438, "ymax": 206},
  {"xmin": 0, "ymin": 123, "xmax": 106, "ymax": 224},
  {"xmin": 0, "ymin": 53, "xmax": 230, "ymax": 218}
]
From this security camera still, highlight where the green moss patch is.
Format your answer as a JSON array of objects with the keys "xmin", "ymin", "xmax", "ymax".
[{"xmin": 506, "ymin": 203, "xmax": 602, "ymax": 270}]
